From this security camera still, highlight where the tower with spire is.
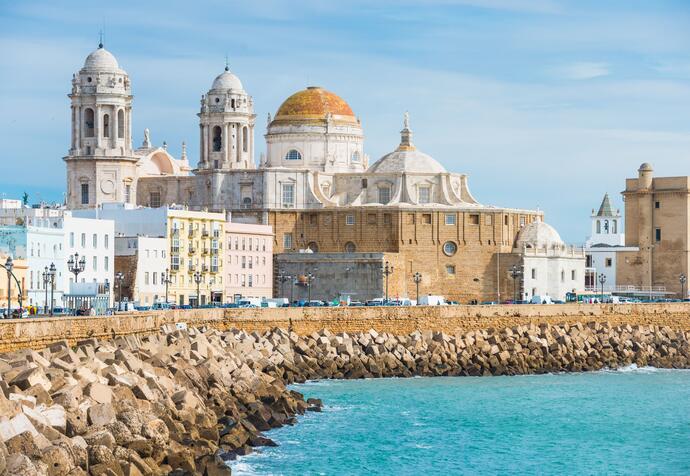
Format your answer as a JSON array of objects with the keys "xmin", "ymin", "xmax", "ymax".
[{"xmin": 587, "ymin": 193, "xmax": 624, "ymax": 247}]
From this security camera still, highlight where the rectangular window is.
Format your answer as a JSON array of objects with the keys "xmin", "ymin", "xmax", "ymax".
[
  {"xmin": 241, "ymin": 274, "xmax": 246, "ymax": 287},
  {"xmin": 153, "ymin": 272, "xmax": 157, "ymax": 285},
  {"xmin": 378, "ymin": 187, "xmax": 391, "ymax": 204},
  {"xmin": 408, "ymin": 213, "xmax": 415, "ymax": 224},
  {"xmin": 422, "ymin": 214, "xmax": 432, "ymax": 224},
  {"xmin": 69, "ymin": 232, "xmax": 74, "ymax": 247},
  {"xmin": 445, "ymin": 214, "xmax": 456, "ymax": 225},
  {"xmin": 520, "ymin": 216, "xmax": 526, "ymax": 227},
  {"xmin": 144, "ymin": 272, "xmax": 150, "ymax": 285},
  {"xmin": 655, "ymin": 228, "xmax": 661, "ymax": 242},
  {"xmin": 104, "ymin": 234, "xmax": 109, "ymax": 249},
  {"xmin": 469, "ymin": 214, "xmax": 479, "ymax": 225},
  {"xmin": 486, "ymin": 214, "xmax": 493, "ymax": 225},
  {"xmin": 92, "ymin": 233, "xmax": 97, "ymax": 248},
  {"xmin": 446, "ymin": 265, "xmax": 456, "ymax": 275},
  {"xmin": 248, "ymin": 274, "xmax": 253, "ymax": 287},
  {"xmin": 150, "ymin": 191, "xmax": 161, "ymax": 208},
  {"xmin": 605, "ymin": 258, "xmax": 612, "ymax": 267},
  {"xmin": 81, "ymin": 184, "xmax": 89, "ymax": 205},
  {"xmin": 104, "ymin": 256, "xmax": 109, "ymax": 271},
  {"xmin": 531, "ymin": 268, "xmax": 537, "ymax": 279},
  {"xmin": 346, "ymin": 214, "xmax": 355, "ymax": 225},
  {"xmin": 367, "ymin": 213, "xmax": 377, "ymax": 225},
  {"xmin": 571, "ymin": 270, "xmax": 576, "ymax": 280},
  {"xmin": 92, "ymin": 256, "xmax": 97, "ymax": 271},
  {"xmin": 383, "ymin": 213, "xmax": 391, "ymax": 225},
  {"xmin": 504, "ymin": 215, "xmax": 509, "ymax": 226},
  {"xmin": 125, "ymin": 185, "xmax": 131, "ymax": 203},
  {"xmin": 361, "ymin": 178, "xmax": 368, "ymax": 188},
  {"xmin": 418, "ymin": 187, "xmax": 430, "ymax": 204},
  {"xmin": 171, "ymin": 255, "xmax": 180, "ymax": 271},
  {"xmin": 241, "ymin": 256, "xmax": 246, "ymax": 268},
  {"xmin": 282, "ymin": 183, "xmax": 295, "ymax": 208},
  {"xmin": 81, "ymin": 233, "xmax": 86, "ymax": 248},
  {"xmin": 655, "ymin": 201, "xmax": 660, "ymax": 209},
  {"xmin": 310, "ymin": 214, "xmax": 317, "ymax": 225},
  {"xmin": 262, "ymin": 239, "xmax": 266, "ymax": 251},
  {"xmin": 248, "ymin": 256, "xmax": 253, "ymax": 269},
  {"xmin": 283, "ymin": 233, "xmax": 293, "ymax": 249}
]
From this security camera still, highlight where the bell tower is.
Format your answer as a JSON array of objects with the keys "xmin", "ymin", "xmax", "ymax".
[
  {"xmin": 197, "ymin": 63, "xmax": 256, "ymax": 171},
  {"xmin": 64, "ymin": 42, "xmax": 138, "ymax": 209}
]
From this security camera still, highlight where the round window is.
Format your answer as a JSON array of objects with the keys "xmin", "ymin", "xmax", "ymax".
[
  {"xmin": 87, "ymin": 77, "xmax": 92, "ymax": 83},
  {"xmin": 215, "ymin": 97, "xmax": 220, "ymax": 103},
  {"xmin": 443, "ymin": 241, "xmax": 457, "ymax": 256},
  {"xmin": 344, "ymin": 242, "xmax": 356, "ymax": 253}
]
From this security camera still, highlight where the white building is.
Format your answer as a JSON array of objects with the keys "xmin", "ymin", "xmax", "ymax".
[
  {"xmin": 584, "ymin": 194, "xmax": 637, "ymax": 292},
  {"xmin": 62, "ymin": 212, "xmax": 115, "ymax": 299},
  {"xmin": 114, "ymin": 236, "xmax": 167, "ymax": 305},
  {"xmin": 514, "ymin": 220, "xmax": 586, "ymax": 302}
]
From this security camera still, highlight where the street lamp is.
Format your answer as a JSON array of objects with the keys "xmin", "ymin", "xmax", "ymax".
[
  {"xmin": 42, "ymin": 266, "xmax": 50, "ymax": 314},
  {"xmin": 413, "ymin": 272, "xmax": 422, "ymax": 305},
  {"xmin": 509, "ymin": 265, "xmax": 523, "ymax": 303},
  {"xmin": 162, "ymin": 268, "xmax": 172, "ymax": 305},
  {"xmin": 67, "ymin": 253, "xmax": 86, "ymax": 282},
  {"xmin": 381, "ymin": 261, "xmax": 394, "ymax": 303},
  {"xmin": 277, "ymin": 272, "xmax": 292, "ymax": 300},
  {"xmin": 48, "ymin": 263, "xmax": 56, "ymax": 316},
  {"xmin": 5, "ymin": 256, "xmax": 13, "ymax": 318},
  {"xmin": 598, "ymin": 273, "xmax": 607, "ymax": 303},
  {"xmin": 680, "ymin": 273, "xmax": 687, "ymax": 300},
  {"xmin": 305, "ymin": 269, "xmax": 317, "ymax": 303},
  {"xmin": 115, "ymin": 272, "xmax": 124, "ymax": 311},
  {"xmin": 194, "ymin": 271, "xmax": 202, "ymax": 308}
]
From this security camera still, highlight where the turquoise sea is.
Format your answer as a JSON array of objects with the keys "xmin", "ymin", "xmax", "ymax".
[{"xmin": 232, "ymin": 367, "xmax": 690, "ymax": 475}]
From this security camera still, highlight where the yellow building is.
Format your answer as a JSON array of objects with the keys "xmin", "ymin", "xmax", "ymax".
[
  {"xmin": 167, "ymin": 209, "xmax": 225, "ymax": 306},
  {"xmin": 0, "ymin": 255, "xmax": 29, "ymax": 315}
]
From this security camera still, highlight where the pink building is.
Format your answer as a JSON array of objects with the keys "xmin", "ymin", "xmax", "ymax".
[{"xmin": 225, "ymin": 223, "xmax": 273, "ymax": 302}]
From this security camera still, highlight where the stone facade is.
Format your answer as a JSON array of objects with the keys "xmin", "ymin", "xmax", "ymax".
[{"xmin": 617, "ymin": 163, "xmax": 689, "ymax": 298}]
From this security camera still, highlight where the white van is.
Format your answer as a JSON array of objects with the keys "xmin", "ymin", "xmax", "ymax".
[
  {"xmin": 418, "ymin": 295, "xmax": 446, "ymax": 306},
  {"xmin": 530, "ymin": 295, "xmax": 553, "ymax": 304}
]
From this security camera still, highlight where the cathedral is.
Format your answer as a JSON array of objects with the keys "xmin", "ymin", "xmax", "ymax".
[{"xmin": 65, "ymin": 43, "xmax": 557, "ymax": 302}]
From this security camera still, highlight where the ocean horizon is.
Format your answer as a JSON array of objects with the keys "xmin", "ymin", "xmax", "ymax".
[{"xmin": 231, "ymin": 367, "xmax": 690, "ymax": 475}]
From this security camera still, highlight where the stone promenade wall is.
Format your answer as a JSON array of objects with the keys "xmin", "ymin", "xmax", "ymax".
[{"xmin": 0, "ymin": 303, "xmax": 689, "ymax": 353}]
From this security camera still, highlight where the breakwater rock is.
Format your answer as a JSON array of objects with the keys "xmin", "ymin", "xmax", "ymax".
[{"xmin": 0, "ymin": 321, "xmax": 687, "ymax": 475}]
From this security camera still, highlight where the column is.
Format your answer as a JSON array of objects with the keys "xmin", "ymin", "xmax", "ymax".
[
  {"xmin": 203, "ymin": 125, "xmax": 209, "ymax": 166},
  {"xmin": 199, "ymin": 124, "xmax": 204, "ymax": 168},
  {"xmin": 224, "ymin": 123, "xmax": 230, "ymax": 166},
  {"xmin": 95, "ymin": 105, "xmax": 102, "ymax": 150},
  {"xmin": 249, "ymin": 126, "xmax": 254, "ymax": 167},
  {"xmin": 113, "ymin": 107, "xmax": 118, "ymax": 151},
  {"xmin": 71, "ymin": 106, "xmax": 76, "ymax": 150},
  {"xmin": 236, "ymin": 123, "xmax": 241, "ymax": 163}
]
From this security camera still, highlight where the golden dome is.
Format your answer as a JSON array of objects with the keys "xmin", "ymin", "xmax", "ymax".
[{"xmin": 273, "ymin": 86, "xmax": 357, "ymax": 124}]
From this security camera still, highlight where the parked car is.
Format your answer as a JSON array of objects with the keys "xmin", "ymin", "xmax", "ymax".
[
  {"xmin": 349, "ymin": 301, "xmax": 365, "ymax": 307},
  {"xmin": 51, "ymin": 307, "xmax": 69, "ymax": 316}
]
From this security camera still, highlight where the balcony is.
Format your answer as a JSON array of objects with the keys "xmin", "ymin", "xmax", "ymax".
[
  {"xmin": 188, "ymin": 264, "xmax": 196, "ymax": 273},
  {"xmin": 213, "ymin": 230, "xmax": 220, "ymax": 238},
  {"xmin": 171, "ymin": 264, "xmax": 180, "ymax": 271},
  {"xmin": 171, "ymin": 228, "xmax": 179, "ymax": 236},
  {"xmin": 171, "ymin": 246, "xmax": 180, "ymax": 254},
  {"xmin": 202, "ymin": 264, "xmax": 209, "ymax": 272},
  {"xmin": 188, "ymin": 229, "xmax": 196, "ymax": 238},
  {"xmin": 210, "ymin": 266, "xmax": 219, "ymax": 273},
  {"xmin": 188, "ymin": 246, "xmax": 196, "ymax": 254},
  {"xmin": 202, "ymin": 247, "xmax": 209, "ymax": 255},
  {"xmin": 211, "ymin": 248, "xmax": 219, "ymax": 255},
  {"xmin": 202, "ymin": 229, "xmax": 209, "ymax": 237}
]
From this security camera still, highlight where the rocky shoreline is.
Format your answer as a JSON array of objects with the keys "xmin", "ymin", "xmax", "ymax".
[{"xmin": 0, "ymin": 321, "xmax": 687, "ymax": 475}]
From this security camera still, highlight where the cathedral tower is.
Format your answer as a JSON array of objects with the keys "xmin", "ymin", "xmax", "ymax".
[
  {"xmin": 64, "ymin": 42, "xmax": 138, "ymax": 209},
  {"xmin": 197, "ymin": 65, "xmax": 256, "ymax": 171}
]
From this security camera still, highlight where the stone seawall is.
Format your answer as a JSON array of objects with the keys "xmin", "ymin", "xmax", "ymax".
[
  {"xmin": 0, "ymin": 321, "xmax": 687, "ymax": 474},
  {"xmin": 0, "ymin": 303, "xmax": 689, "ymax": 354}
]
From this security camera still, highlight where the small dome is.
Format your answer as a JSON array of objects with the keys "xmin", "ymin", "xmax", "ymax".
[
  {"xmin": 639, "ymin": 162, "xmax": 653, "ymax": 172},
  {"xmin": 83, "ymin": 46, "xmax": 121, "ymax": 72},
  {"xmin": 273, "ymin": 87, "xmax": 356, "ymax": 123},
  {"xmin": 368, "ymin": 149, "xmax": 446, "ymax": 174},
  {"xmin": 515, "ymin": 221, "xmax": 564, "ymax": 249},
  {"xmin": 211, "ymin": 69, "xmax": 244, "ymax": 91}
]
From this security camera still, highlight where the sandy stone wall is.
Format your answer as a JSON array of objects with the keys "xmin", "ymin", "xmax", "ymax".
[{"xmin": 0, "ymin": 303, "xmax": 689, "ymax": 354}]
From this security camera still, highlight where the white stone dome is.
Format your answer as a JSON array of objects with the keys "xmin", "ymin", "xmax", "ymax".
[
  {"xmin": 515, "ymin": 221, "xmax": 564, "ymax": 249},
  {"xmin": 83, "ymin": 46, "xmax": 121, "ymax": 72},
  {"xmin": 367, "ymin": 149, "xmax": 446, "ymax": 174},
  {"xmin": 211, "ymin": 68, "xmax": 243, "ymax": 91}
]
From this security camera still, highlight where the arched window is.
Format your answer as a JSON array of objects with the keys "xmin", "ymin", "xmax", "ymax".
[
  {"xmin": 612, "ymin": 220, "xmax": 617, "ymax": 234},
  {"xmin": 84, "ymin": 108, "xmax": 95, "ymax": 137},
  {"xmin": 103, "ymin": 114, "xmax": 110, "ymax": 138},
  {"xmin": 352, "ymin": 151, "xmax": 360, "ymax": 162},
  {"xmin": 284, "ymin": 149, "xmax": 302, "ymax": 160},
  {"xmin": 212, "ymin": 126, "xmax": 222, "ymax": 152},
  {"xmin": 242, "ymin": 127, "xmax": 248, "ymax": 152},
  {"xmin": 242, "ymin": 197, "xmax": 252, "ymax": 209},
  {"xmin": 344, "ymin": 242, "xmax": 356, "ymax": 253},
  {"xmin": 604, "ymin": 220, "xmax": 609, "ymax": 233},
  {"xmin": 117, "ymin": 109, "xmax": 124, "ymax": 138},
  {"xmin": 596, "ymin": 220, "xmax": 601, "ymax": 234}
]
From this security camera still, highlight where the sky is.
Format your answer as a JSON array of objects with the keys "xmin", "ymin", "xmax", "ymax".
[{"xmin": 1, "ymin": 0, "xmax": 690, "ymax": 242}]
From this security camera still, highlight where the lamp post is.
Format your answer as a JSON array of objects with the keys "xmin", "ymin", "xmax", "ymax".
[
  {"xmin": 381, "ymin": 261, "xmax": 394, "ymax": 303},
  {"xmin": 194, "ymin": 271, "xmax": 202, "ymax": 308},
  {"xmin": 413, "ymin": 272, "xmax": 422, "ymax": 305},
  {"xmin": 305, "ymin": 269, "xmax": 317, "ymax": 303},
  {"xmin": 67, "ymin": 253, "xmax": 86, "ymax": 282},
  {"xmin": 5, "ymin": 256, "xmax": 13, "ymax": 318},
  {"xmin": 277, "ymin": 272, "xmax": 292, "ymax": 300},
  {"xmin": 598, "ymin": 273, "xmax": 607, "ymax": 303},
  {"xmin": 42, "ymin": 266, "xmax": 50, "ymax": 314},
  {"xmin": 162, "ymin": 268, "xmax": 172, "ymax": 304},
  {"xmin": 115, "ymin": 272, "xmax": 124, "ymax": 311},
  {"xmin": 48, "ymin": 263, "xmax": 56, "ymax": 316},
  {"xmin": 509, "ymin": 265, "xmax": 523, "ymax": 303},
  {"xmin": 680, "ymin": 273, "xmax": 687, "ymax": 300}
]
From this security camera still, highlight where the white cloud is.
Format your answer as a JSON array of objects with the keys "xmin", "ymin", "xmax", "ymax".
[{"xmin": 551, "ymin": 62, "xmax": 610, "ymax": 80}]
